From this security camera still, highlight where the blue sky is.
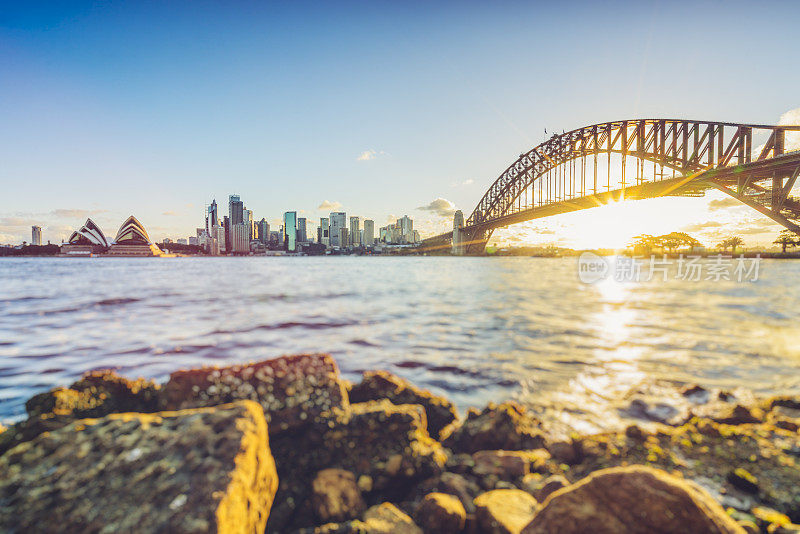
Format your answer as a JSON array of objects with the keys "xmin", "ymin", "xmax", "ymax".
[{"xmin": 1, "ymin": 1, "xmax": 800, "ymax": 246}]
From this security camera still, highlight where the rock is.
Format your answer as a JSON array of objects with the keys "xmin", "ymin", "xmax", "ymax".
[
  {"xmin": 620, "ymin": 398, "xmax": 688, "ymax": 425},
  {"xmin": 0, "ymin": 401, "xmax": 278, "ymax": 533},
  {"xmin": 713, "ymin": 404, "xmax": 763, "ymax": 425},
  {"xmin": 268, "ymin": 400, "xmax": 446, "ymax": 531},
  {"xmin": 534, "ymin": 475, "xmax": 568, "ymax": 503},
  {"xmin": 415, "ymin": 492, "xmax": 466, "ymax": 534},
  {"xmin": 442, "ymin": 402, "xmax": 545, "ymax": 454},
  {"xmin": 546, "ymin": 439, "xmax": 579, "ymax": 465},
  {"xmin": 682, "ymin": 384, "xmax": 711, "ymax": 403},
  {"xmin": 728, "ymin": 468, "xmax": 760, "ymax": 494},
  {"xmin": 522, "ymin": 465, "xmax": 744, "ymax": 534},
  {"xmin": 519, "ymin": 473, "xmax": 544, "ymax": 495},
  {"xmin": 624, "ymin": 423, "xmax": 646, "ymax": 440},
  {"xmin": 363, "ymin": 503, "xmax": 423, "ymax": 534},
  {"xmin": 474, "ymin": 489, "xmax": 538, "ymax": 534},
  {"xmin": 2, "ymin": 370, "xmax": 162, "ymax": 456},
  {"xmin": 26, "ymin": 370, "xmax": 161, "ymax": 419},
  {"xmin": 472, "ymin": 450, "xmax": 549, "ymax": 478},
  {"xmin": 425, "ymin": 472, "xmax": 482, "ymax": 514},
  {"xmin": 162, "ymin": 353, "xmax": 350, "ymax": 434},
  {"xmin": 768, "ymin": 397, "xmax": 800, "ymax": 412},
  {"xmin": 349, "ymin": 370, "xmax": 458, "ymax": 439},
  {"xmin": 311, "ymin": 469, "xmax": 366, "ymax": 523}
]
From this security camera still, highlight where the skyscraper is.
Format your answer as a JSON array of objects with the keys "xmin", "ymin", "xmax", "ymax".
[
  {"xmin": 31, "ymin": 226, "xmax": 42, "ymax": 246},
  {"xmin": 297, "ymin": 217, "xmax": 307, "ymax": 243},
  {"xmin": 329, "ymin": 212, "xmax": 346, "ymax": 248},
  {"xmin": 231, "ymin": 223, "xmax": 250, "ymax": 254},
  {"xmin": 229, "ymin": 195, "xmax": 243, "ymax": 225},
  {"xmin": 257, "ymin": 219, "xmax": 270, "ymax": 245},
  {"xmin": 284, "ymin": 211, "xmax": 297, "ymax": 252},
  {"xmin": 338, "ymin": 227, "xmax": 348, "ymax": 250},
  {"xmin": 349, "ymin": 217, "xmax": 360, "ymax": 247},
  {"xmin": 243, "ymin": 209, "xmax": 254, "ymax": 240},
  {"xmin": 208, "ymin": 199, "xmax": 219, "ymax": 228},
  {"xmin": 363, "ymin": 219, "xmax": 375, "ymax": 247},
  {"xmin": 319, "ymin": 217, "xmax": 329, "ymax": 247},
  {"xmin": 398, "ymin": 216, "xmax": 413, "ymax": 242}
]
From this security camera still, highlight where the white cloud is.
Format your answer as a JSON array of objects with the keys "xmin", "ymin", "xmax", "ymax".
[
  {"xmin": 416, "ymin": 198, "xmax": 457, "ymax": 218},
  {"xmin": 356, "ymin": 149, "xmax": 388, "ymax": 161},
  {"xmin": 779, "ymin": 107, "xmax": 800, "ymax": 150},
  {"xmin": 162, "ymin": 210, "xmax": 178, "ymax": 216},
  {"xmin": 318, "ymin": 200, "xmax": 342, "ymax": 211},
  {"xmin": 452, "ymin": 178, "xmax": 475, "ymax": 187},
  {"xmin": 708, "ymin": 198, "xmax": 741, "ymax": 211}
]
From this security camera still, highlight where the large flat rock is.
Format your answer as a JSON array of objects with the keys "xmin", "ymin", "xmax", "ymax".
[
  {"xmin": 162, "ymin": 353, "xmax": 349, "ymax": 434},
  {"xmin": 522, "ymin": 465, "xmax": 744, "ymax": 534},
  {"xmin": 0, "ymin": 401, "xmax": 278, "ymax": 533}
]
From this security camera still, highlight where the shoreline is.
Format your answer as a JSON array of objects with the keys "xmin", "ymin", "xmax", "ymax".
[{"xmin": 1, "ymin": 353, "xmax": 798, "ymax": 532}]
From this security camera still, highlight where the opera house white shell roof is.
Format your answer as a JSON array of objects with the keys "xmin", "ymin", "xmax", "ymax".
[{"xmin": 66, "ymin": 218, "xmax": 109, "ymax": 248}]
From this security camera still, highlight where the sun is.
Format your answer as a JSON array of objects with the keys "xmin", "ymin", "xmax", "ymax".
[{"xmin": 498, "ymin": 195, "xmax": 720, "ymax": 250}]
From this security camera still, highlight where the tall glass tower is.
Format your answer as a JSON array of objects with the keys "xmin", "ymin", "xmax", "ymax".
[{"xmin": 283, "ymin": 211, "xmax": 297, "ymax": 252}]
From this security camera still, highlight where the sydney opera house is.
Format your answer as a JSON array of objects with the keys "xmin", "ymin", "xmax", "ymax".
[{"xmin": 60, "ymin": 216, "xmax": 163, "ymax": 257}]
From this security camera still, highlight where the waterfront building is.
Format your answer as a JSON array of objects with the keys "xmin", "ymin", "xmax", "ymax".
[
  {"xmin": 213, "ymin": 225, "xmax": 226, "ymax": 253},
  {"xmin": 329, "ymin": 212, "xmax": 346, "ymax": 248},
  {"xmin": 284, "ymin": 211, "xmax": 297, "ymax": 252},
  {"xmin": 60, "ymin": 218, "xmax": 110, "ymax": 256},
  {"xmin": 31, "ymin": 226, "xmax": 42, "ymax": 246},
  {"xmin": 257, "ymin": 219, "xmax": 270, "ymax": 245},
  {"xmin": 349, "ymin": 217, "xmax": 360, "ymax": 247},
  {"xmin": 363, "ymin": 219, "xmax": 374, "ymax": 247},
  {"xmin": 176, "ymin": 238, "xmax": 187, "ymax": 245},
  {"xmin": 297, "ymin": 217, "xmax": 307, "ymax": 243},
  {"xmin": 231, "ymin": 223, "xmax": 250, "ymax": 254},
  {"xmin": 338, "ymin": 227, "xmax": 349, "ymax": 250},
  {"xmin": 319, "ymin": 217, "xmax": 329, "ymax": 247},
  {"xmin": 189, "ymin": 236, "xmax": 198, "ymax": 246},
  {"xmin": 107, "ymin": 216, "xmax": 163, "ymax": 256}
]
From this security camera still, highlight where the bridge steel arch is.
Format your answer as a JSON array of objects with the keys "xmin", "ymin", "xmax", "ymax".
[{"xmin": 428, "ymin": 119, "xmax": 800, "ymax": 254}]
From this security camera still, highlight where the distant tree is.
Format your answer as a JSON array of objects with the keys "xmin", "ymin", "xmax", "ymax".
[
  {"xmin": 629, "ymin": 234, "xmax": 657, "ymax": 254},
  {"xmin": 650, "ymin": 231, "xmax": 702, "ymax": 254},
  {"xmin": 774, "ymin": 229, "xmax": 799, "ymax": 253},
  {"xmin": 725, "ymin": 236, "xmax": 744, "ymax": 254}
]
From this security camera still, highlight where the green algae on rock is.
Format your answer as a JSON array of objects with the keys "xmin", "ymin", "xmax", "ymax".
[{"xmin": 0, "ymin": 401, "xmax": 278, "ymax": 533}]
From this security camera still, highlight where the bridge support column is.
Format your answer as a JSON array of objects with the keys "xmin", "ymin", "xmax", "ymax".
[{"xmin": 452, "ymin": 210, "xmax": 465, "ymax": 255}]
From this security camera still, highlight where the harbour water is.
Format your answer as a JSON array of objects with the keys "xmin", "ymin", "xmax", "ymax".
[{"xmin": 1, "ymin": 256, "xmax": 799, "ymax": 429}]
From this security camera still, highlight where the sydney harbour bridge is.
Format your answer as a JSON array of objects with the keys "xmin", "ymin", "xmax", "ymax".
[{"xmin": 422, "ymin": 119, "xmax": 800, "ymax": 255}]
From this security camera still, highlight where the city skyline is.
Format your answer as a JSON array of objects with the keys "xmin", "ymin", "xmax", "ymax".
[{"xmin": 2, "ymin": 2, "xmax": 800, "ymax": 248}]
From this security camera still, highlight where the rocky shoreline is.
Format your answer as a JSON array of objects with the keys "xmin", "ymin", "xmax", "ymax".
[{"xmin": 0, "ymin": 354, "xmax": 798, "ymax": 533}]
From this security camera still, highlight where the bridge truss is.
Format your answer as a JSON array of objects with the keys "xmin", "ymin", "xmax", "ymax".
[{"xmin": 425, "ymin": 119, "xmax": 800, "ymax": 254}]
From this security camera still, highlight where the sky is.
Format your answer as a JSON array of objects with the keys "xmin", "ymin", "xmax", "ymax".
[{"xmin": 1, "ymin": 0, "xmax": 800, "ymax": 248}]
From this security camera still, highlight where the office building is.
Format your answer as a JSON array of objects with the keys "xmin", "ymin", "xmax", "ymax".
[
  {"xmin": 362, "ymin": 219, "xmax": 374, "ymax": 247},
  {"xmin": 398, "ymin": 216, "xmax": 413, "ymax": 241},
  {"xmin": 257, "ymin": 219, "xmax": 270, "ymax": 245},
  {"xmin": 297, "ymin": 217, "xmax": 307, "ymax": 243},
  {"xmin": 349, "ymin": 216, "xmax": 360, "ymax": 247},
  {"xmin": 208, "ymin": 199, "xmax": 219, "ymax": 228},
  {"xmin": 229, "ymin": 195, "xmax": 243, "ymax": 225},
  {"xmin": 31, "ymin": 226, "xmax": 42, "ymax": 246},
  {"xmin": 338, "ymin": 227, "xmax": 349, "ymax": 250},
  {"xmin": 329, "ymin": 212, "xmax": 346, "ymax": 248},
  {"xmin": 231, "ymin": 223, "xmax": 250, "ymax": 254},
  {"xmin": 318, "ymin": 217, "xmax": 329, "ymax": 247},
  {"xmin": 222, "ymin": 216, "xmax": 231, "ymax": 252},
  {"xmin": 284, "ymin": 211, "xmax": 297, "ymax": 252}
]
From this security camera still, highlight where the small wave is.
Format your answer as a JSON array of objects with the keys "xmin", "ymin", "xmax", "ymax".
[
  {"xmin": 212, "ymin": 319, "xmax": 360, "ymax": 336},
  {"xmin": 96, "ymin": 298, "xmax": 140, "ymax": 306},
  {"xmin": 350, "ymin": 339, "xmax": 380, "ymax": 347}
]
